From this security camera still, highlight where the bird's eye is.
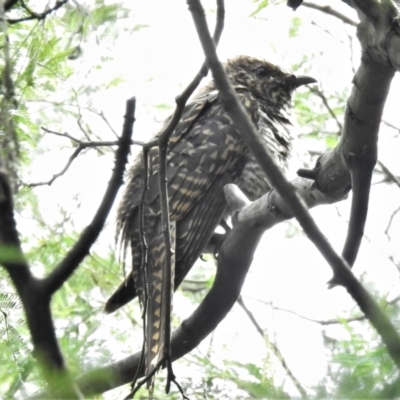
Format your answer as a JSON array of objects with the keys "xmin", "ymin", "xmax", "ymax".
[{"xmin": 256, "ymin": 67, "xmax": 269, "ymax": 77}]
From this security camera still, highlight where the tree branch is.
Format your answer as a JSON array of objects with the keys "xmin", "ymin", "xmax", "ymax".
[
  {"xmin": 302, "ymin": 2, "xmax": 358, "ymax": 26},
  {"xmin": 237, "ymin": 296, "xmax": 307, "ymax": 399},
  {"xmin": 7, "ymin": 0, "xmax": 69, "ymax": 25},
  {"xmin": 0, "ymin": 170, "xmax": 81, "ymax": 397},
  {"xmin": 1, "ymin": 98, "xmax": 136, "ymax": 397},
  {"xmin": 336, "ymin": 0, "xmax": 398, "ymax": 267},
  {"xmin": 22, "ymin": 127, "xmax": 145, "ymax": 188},
  {"xmin": 43, "ymin": 98, "xmax": 136, "ymax": 294},
  {"xmin": 130, "ymin": 0, "xmax": 225, "ymax": 390},
  {"xmin": 340, "ymin": 58, "xmax": 395, "ymax": 267},
  {"xmin": 188, "ymin": 0, "xmax": 400, "ymax": 372},
  {"xmin": 4, "ymin": 0, "xmax": 19, "ymax": 11}
]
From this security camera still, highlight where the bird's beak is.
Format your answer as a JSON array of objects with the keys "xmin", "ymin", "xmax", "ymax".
[{"xmin": 290, "ymin": 75, "xmax": 317, "ymax": 88}]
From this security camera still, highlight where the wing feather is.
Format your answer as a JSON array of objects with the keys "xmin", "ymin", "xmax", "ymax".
[{"xmin": 107, "ymin": 89, "xmax": 259, "ymax": 309}]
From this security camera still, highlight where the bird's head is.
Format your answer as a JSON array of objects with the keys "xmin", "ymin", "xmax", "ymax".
[{"xmin": 225, "ymin": 56, "xmax": 316, "ymax": 110}]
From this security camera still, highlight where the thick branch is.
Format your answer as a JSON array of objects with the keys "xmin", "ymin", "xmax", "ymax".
[
  {"xmin": 4, "ymin": 0, "xmax": 19, "ymax": 11},
  {"xmin": 340, "ymin": 58, "xmax": 394, "ymax": 266},
  {"xmin": 0, "ymin": 171, "xmax": 80, "ymax": 397},
  {"xmin": 1, "ymin": 98, "xmax": 136, "ymax": 397},
  {"xmin": 336, "ymin": 0, "xmax": 398, "ymax": 267}
]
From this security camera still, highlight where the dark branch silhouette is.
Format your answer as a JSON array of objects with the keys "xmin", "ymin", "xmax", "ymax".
[
  {"xmin": 4, "ymin": 0, "xmax": 19, "ymax": 11},
  {"xmin": 7, "ymin": 0, "xmax": 69, "ymax": 25},
  {"xmin": 44, "ymin": 98, "xmax": 136, "ymax": 294},
  {"xmin": 339, "ymin": 0, "xmax": 397, "ymax": 268},
  {"xmin": 1, "ymin": 98, "xmax": 136, "ymax": 396}
]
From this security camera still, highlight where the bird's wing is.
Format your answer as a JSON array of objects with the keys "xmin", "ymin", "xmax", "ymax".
[
  {"xmin": 174, "ymin": 171, "xmax": 231, "ymax": 286},
  {"xmin": 106, "ymin": 90, "xmax": 222, "ymax": 313},
  {"xmin": 106, "ymin": 89, "xmax": 259, "ymax": 313}
]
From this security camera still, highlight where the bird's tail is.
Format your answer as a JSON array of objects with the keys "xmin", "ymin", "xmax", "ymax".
[{"xmin": 145, "ymin": 221, "xmax": 176, "ymax": 392}]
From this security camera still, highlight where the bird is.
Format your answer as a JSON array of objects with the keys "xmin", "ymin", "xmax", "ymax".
[{"xmin": 105, "ymin": 55, "xmax": 316, "ymax": 380}]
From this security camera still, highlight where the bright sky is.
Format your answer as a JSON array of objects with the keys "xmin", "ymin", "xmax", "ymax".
[{"xmin": 23, "ymin": 0, "xmax": 400, "ymax": 397}]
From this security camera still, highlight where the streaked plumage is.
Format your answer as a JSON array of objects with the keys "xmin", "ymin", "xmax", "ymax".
[{"xmin": 105, "ymin": 56, "xmax": 315, "ymax": 380}]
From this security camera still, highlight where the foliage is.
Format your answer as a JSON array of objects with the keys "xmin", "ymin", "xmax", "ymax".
[{"xmin": 0, "ymin": 0, "xmax": 131, "ymax": 397}]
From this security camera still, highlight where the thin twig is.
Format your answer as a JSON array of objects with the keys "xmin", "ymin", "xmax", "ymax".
[
  {"xmin": 378, "ymin": 160, "xmax": 400, "ymax": 188},
  {"xmin": 22, "ymin": 136, "xmax": 145, "ymax": 188},
  {"xmin": 157, "ymin": 137, "xmax": 174, "ymax": 381},
  {"xmin": 42, "ymin": 127, "xmax": 82, "ymax": 143},
  {"xmin": 310, "ymin": 87, "xmax": 342, "ymax": 132},
  {"xmin": 89, "ymin": 108, "xmax": 119, "ymax": 139},
  {"xmin": 124, "ymin": 356, "xmax": 167, "ymax": 400},
  {"xmin": 7, "ymin": 0, "xmax": 69, "ymax": 24},
  {"xmin": 237, "ymin": 296, "xmax": 307, "ymax": 398},
  {"xmin": 302, "ymin": 2, "xmax": 358, "ymax": 26},
  {"xmin": 384, "ymin": 205, "xmax": 400, "ymax": 239},
  {"xmin": 382, "ymin": 119, "xmax": 400, "ymax": 134}
]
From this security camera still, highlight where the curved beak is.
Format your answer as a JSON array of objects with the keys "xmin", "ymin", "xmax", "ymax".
[{"xmin": 290, "ymin": 75, "xmax": 317, "ymax": 88}]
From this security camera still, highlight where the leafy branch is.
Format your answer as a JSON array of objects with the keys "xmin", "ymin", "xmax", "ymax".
[{"xmin": 0, "ymin": 98, "xmax": 136, "ymax": 395}]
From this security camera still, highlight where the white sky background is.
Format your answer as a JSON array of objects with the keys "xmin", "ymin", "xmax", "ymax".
[{"xmin": 21, "ymin": 0, "xmax": 400, "ymax": 397}]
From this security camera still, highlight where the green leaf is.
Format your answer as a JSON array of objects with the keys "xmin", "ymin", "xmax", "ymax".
[{"xmin": 249, "ymin": 0, "xmax": 269, "ymax": 17}]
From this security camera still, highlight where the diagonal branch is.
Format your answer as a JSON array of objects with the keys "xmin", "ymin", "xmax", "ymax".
[
  {"xmin": 237, "ymin": 296, "xmax": 307, "ymax": 399},
  {"xmin": 131, "ymin": 0, "xmax": 225, "ymax": 392},
  {"xmin": 2, "ymin": 97, "xmax": 136, "ymax": 396},
  {"xmin": 7, "ymin": 0, "xmax": 69, "ymax": 25},
  {"xmin": 188, "ymin": 0, "xmax": 400, "ymax": 371},
  {"xmin": 43, "ymin": 98, "xmax": 136, "ymax": 294},
  {"xmin": 302, "ymin": 2, "xmax": 358, "ymax": 26}
]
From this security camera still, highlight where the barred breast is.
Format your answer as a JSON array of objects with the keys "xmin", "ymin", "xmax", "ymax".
[{"xmin": 236, "ymin": 106, "xmax": 293, "ymax": 201}]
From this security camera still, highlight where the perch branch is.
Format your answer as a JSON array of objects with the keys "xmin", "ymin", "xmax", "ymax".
[
  {"xmin": 338, "ymin": 2, "xmax": 396, "ymax": 267},
  {"xmin": 188, "ymin": 0, "xmax": 400, "ymax": 371}
]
